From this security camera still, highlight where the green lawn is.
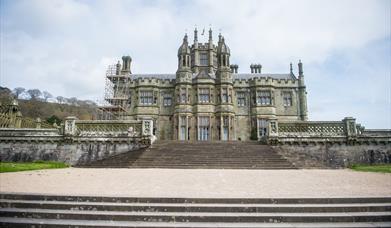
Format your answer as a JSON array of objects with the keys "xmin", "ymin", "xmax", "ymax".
[
  {"xmin": 350, "ymin": 164, "xmax": 391, "ymax": 173},
  {"xmin": 0, "ymin": 161, "xmax": 69, "ymax": 173}
]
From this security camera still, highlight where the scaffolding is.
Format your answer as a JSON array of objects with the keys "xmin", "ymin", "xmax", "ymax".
[{"xmin": 98, "ymin": 64, "xmax": 131, "ymax": 120}]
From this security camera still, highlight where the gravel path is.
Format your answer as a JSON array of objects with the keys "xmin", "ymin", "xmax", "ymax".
[{"xmin": 1, "ymin": 168, "xmax": 390, "ymax": 198}]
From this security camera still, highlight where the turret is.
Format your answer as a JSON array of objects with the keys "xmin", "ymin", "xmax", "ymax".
[
  {"xmin": 217, "ymin": 36, "xmax": 230, "ymax": 70},
  {"xmin": 177, "ymin": 33, "xmax": 191, "ymax": 70}
]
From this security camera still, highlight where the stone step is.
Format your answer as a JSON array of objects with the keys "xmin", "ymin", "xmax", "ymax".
[
  {"xmin": 2, "ymin": 194, "xmax": 390, "ymax": 204},
  {"xmin": 1, "ymin": 194, "xmax": 390, "ymax": 227},
  {"xmin": 1, "ymin": 208, "xmax": 390, "ymax": 223},
  {"xmin": 78, "ymin": 141, "xmax": 295, "ymax": 169},
  {"xmin": 2, "ymin": 218, "xmax": 391, "ymax": 228},
  {"xmin": 2, "ymin": 200, "xmax": 390, "ymax": 213}
]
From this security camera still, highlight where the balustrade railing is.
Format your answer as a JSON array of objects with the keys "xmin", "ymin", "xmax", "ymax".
[
  {"xmin": 278, "ymin": 121, "xmax": 346, "ymax": 137},
  {"xmin": 73, "ymin": 120, "xmax": 142, "ymax": 137},
  {"xmin": 0, "ymin": 112, "xmax": 55, "ymax": 129}
]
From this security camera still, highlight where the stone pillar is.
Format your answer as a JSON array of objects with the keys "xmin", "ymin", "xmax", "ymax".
[
  {"xmin": 35, "ymin": 118, "xmax": 41, "ymax": 129},
  {"xmin": 343, "ymin": 117, "xmax": 357, "ymax": 137},
  {"xmin": 186, "ymin": 115, "xmax": 189, "ymax": 141},
  {"xmin": 64, "ymin": 116, "xmax": 78, "ymax": 136},
  {"xmin": 15, "ymin": 111, "xmax": 22, "ymax": 128}
]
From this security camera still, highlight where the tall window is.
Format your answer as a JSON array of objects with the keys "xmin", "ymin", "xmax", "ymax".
[
  {"xmin": 198, "ymin": 116, "xmax": 210, "ymax": 141},
  {"xmin": 140, "ymin": 91, "xmax": 153, "ymax": 105},
  {"xmin": 283, "ymin": 92, "xmax": 292, "ymax": 107},
  {"xmin": 237, "ymin": 91, "xmax": 246, "ymax": 107},
  {"xmin": 222, "ymin": 88, "xmax": 228, "ymax": 103},
  {"xmin": 257, "ymin": 119, "xmax": 268, "ymax": 137},
  {"xmin": 163, "ymin": 93, "xmax": 172, "ymax": 107},
  {"xmin": 199, "ymin": 88, "xmax": 210, "ymax": 103},
  {"xmin": 179, "ymin": 116, "xmax": 186, "ymax": 140},
  {"xmin": 256, "ymin": 91, "xmax": 271, "ymax": 105},
  {"xmin": 200, "ymin": 53, "xmax": 208, "ymax": 66}
]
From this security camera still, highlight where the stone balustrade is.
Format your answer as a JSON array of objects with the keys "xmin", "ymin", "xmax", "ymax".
[{"xmin": 267, "ymin": 117, "xmax": 390, "ymax": 145}]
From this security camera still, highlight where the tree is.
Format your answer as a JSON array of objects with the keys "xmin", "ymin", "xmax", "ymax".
[
  {"xmin": 56, "ymin": 96, "xmax": 65, "ymax": 104},
  {"xmin": 68, "ymin": 97, "xmax": 78, "ymax": 106},
  {"xmin": 42, "ymin": 91, "xmax": 53, "ymax": 102},
  {"xmin": 26, "ymin": 89, "xmax": 42, "ymax": 100},
  {"xmin": 13, "ymin": 87, "xmax": 25, "ymax": 99},
  {"xmin": 46, "ymin": 115, "xmax": 62, "ymax": 125}
]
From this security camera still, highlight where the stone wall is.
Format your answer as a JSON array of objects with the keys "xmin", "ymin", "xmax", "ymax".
[
  {"xmin": 0, "ymin": 118, "xmax": 153, "ymax": 166},
  {"xmin": 0, "ymin": 140, "xmax": 146, "ymax": 166},
  {"xmin": 273, "ymin": 143, "xmax": 391, "ymax": 168}
]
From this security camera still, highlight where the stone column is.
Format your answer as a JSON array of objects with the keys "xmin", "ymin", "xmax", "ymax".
[
  {"xmin": 186, "ymin": 115, "xmax": 189, "ymax": 141},
  {"xmin": 35, "ymin": 118, "xmax": 41, "ymax": 129},
  {"xmin": 15, "ymin": 111, "xmax": 22, "ymax": 128}
]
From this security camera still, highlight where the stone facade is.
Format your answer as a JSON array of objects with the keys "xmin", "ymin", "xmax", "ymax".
[{"xmin": 104, "ymin": 29, "xmax": 308, "ymax": 141}]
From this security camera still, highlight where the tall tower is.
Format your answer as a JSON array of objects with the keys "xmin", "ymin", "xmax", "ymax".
[
  {"xmin": 216, "ymin": 34, "xmax": 235, "ymax": 140},
  {"xmin": 174, "ymin": 33, "xmax": 192, "ymax": 140}
]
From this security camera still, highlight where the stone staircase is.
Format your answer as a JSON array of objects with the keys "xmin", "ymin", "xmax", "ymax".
[
  {"xmin": 0, "ymin": 193, "xmax": 390, "ymax": 227},
  {"xmin": 80, "ymin": 141, "xmax": 296, "ymax": 169}
]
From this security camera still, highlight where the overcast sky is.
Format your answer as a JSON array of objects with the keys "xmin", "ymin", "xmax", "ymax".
[{"xmin": 0, "ymin": 0, "xmax": 390, "ymax": 128}]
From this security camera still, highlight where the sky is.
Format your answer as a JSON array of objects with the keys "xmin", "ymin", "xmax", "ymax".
[{"xmin": 0, "ymin": 0, "xmax": 390, "ymax": 129}]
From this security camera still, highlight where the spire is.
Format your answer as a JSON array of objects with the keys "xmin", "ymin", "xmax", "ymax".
[
  {"xmin": 290, "ymin": 62, "xmax": 293, "ymax": 75},
  {"xmin": 209, "ymin": 27, "xmax": 212, "ymax": 41},
  {"xmin": 194, "ymin": 27, "xmax": 198, "ymax": 43},
  {"xmin": 183, "ymin": 33, "xmax": 188, "ymax": 44},
  {"xmin": 218, "ymin": 33, "xmax": 222, "ymax": 43}
]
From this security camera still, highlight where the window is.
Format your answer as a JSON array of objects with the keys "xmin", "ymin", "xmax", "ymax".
[
  {"xmin": 180, "ymin": 88, "xmax": 187, "ymax": 103},
  {"xmin": 200, "ymin": 53, "xmax": 208, "ymax": 66},
  {"xmin": 163, "ymin": 93, "xmax": 172, "ymax": 107},
  {"xmin": 140, "ymin": 91, "xmax": 153, "ymax": 105},
  {"xmin": 199, "ymin": 88, "xmax": 210, "ymax": 103},
  {"xmin": 198, "ymin": 116, "xmax": 210, "ymax": 141},
  {"xmin": 257, "ymin": 119, "xmax": 268, "ymax": 137},
  {"xmin": 237, "ymin": 91, "xmax": 246, "ymax": 107},
  {"xmin": 256, "ymin": 91, "xmax": 271, "ymax": 105},
  {"xmin": 283, "ymin": 92, "xmax": 292, "ymax": 107},
  {"xmin": 222, "ymin": 88, "xmax": 228, "ymax": 103}
]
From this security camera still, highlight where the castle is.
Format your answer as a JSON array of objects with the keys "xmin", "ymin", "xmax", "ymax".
[{"xmin": 103, "ymin": 28, "xmax": 308, "ymax": 141}]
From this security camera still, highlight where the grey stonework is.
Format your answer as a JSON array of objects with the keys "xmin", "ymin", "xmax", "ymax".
[
  {"xmin": 0, "ymin": 141, "xmax": 145, "ymax": 166},
  {"xmin": 104, "ymin": 29, "xmax": 308, "ymax": 141},
  {"xmin": 0, "ymin": 119, "xmax": 151, "ymax": 166},
  {"xmin": 274, "ymin": 143, "xmax": 391, "ymax": 168}
]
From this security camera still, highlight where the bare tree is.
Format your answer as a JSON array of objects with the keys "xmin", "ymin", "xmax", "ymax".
[
  {"xmin": 13, "ymin": 87, "xmax": 25, "ymax": 99},
  {"xmin": 42, "ymin": 91, "xmax": 53, "ymax": 102},
  {"xmin": 56, "ymin": 96, "xmax": 65, "ymax": 104},
  {"xmin": 68, "ymin": 97, "xmax": 78, "ymax": 106},
  {"xmin": 26, "ymin": 89, "xmax": 42, "ymax": 100}
]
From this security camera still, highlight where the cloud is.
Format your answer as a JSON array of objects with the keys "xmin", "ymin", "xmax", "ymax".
[{"xmin": 0, "ymin": 0, "xmax": 390, "ymax": 128}]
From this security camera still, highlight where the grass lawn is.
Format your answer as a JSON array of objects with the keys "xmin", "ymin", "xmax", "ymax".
[
  {"xmin": 0, "ymin": 161, "xmax": 69, "ymax": 173},
  {"xmin": 350, "ymin": 164, "xmax": 391, "ymax": 173}
]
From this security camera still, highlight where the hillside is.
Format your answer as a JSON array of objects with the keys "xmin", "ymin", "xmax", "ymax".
[
  {"xmin": 0, "ymin": 86, "xmax": 98, "ymax": 123},
  {"xmin": 18, "ymin": 99, "xmax": 97, "ymax": 121}
]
